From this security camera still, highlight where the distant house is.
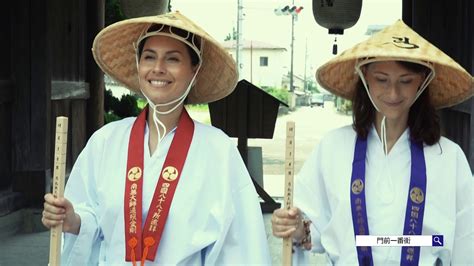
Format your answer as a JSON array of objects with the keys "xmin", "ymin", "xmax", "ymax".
[{"xmin": 222, "ymin": 40, "xmax": 287, "ymax": 88}]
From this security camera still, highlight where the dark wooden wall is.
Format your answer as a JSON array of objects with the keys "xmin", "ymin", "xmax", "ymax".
[
  {"xmin": 0, "ymin": 0, "xmax": 105, "ymax": 208},
  {"xmin": 403, "ymin": 0, "xmax": 474, "ymax": 171},
  {"xmin": 49, "ymin": 0, "xmax": 89, "ymax": 174},
  {"xmin": 0, "ymin": 1, "xmax": 13, "ymax": 189},
  {"xmin": 8, "ymin": 0, "xmax": 51, "ymax": 205}
]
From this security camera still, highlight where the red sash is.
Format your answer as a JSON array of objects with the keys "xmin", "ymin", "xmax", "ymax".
[{"xmin": 124, "ymin": 107, "xmax": 194, "ymax": 265}]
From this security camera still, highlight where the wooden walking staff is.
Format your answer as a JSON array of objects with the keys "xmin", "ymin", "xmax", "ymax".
[
  {"xmin": 49, "ymin": 117, "xmax": 68, "ymax": 266},
  {"xmin": 282, "ymin": 121, "xmax": 295, "ymax": 266}
]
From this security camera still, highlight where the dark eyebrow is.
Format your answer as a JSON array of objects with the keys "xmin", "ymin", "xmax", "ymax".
[
  {"xmin": 372, "ymin": 71, "xmax": 417, "ymax": 77},
  {"xmin": 166, "ymin": 50, "xmax": 183, "ymax": 54},
  {"xmin": 141, "ymin": 49, "xmax": 184, "ymax": 55},
  {"xmin": 142, "ymin": 48, "xmax": 156, "ymax": 55},
  {"xmin": 399, "ymin": 73, "xmax": 418, "ymax": 77}
]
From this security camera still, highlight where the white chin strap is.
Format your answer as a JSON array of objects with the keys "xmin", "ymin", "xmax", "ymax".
[
  {"xmin": 354, "ymin": 58, "xmax": 435, "ymax": 155},
  {"xmin": 136, "ymin": 55, "xmax": 202, "ymax": 153},
  {"xmin": 139, "ymin": 64, "xmax": 201, "ymax": 152},
  {"xmin": 134, "ymin": 26, "xmax": 204, "ymax": 153}
]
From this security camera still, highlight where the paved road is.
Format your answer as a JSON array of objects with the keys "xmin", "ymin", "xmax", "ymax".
[
  {"xmin": 254, "ymin": 104, "xmax": 351, "ymax": 265},
  {"xmin": 249, "ymin": 103, "xmax": 352, "ymax": 175}
]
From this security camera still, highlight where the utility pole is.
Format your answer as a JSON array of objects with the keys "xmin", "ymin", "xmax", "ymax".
[
  {"xmin": 303, "ymin": 38, "xmax": 307, "ymax": 92},
  {"xmin": 289, "ymin": 0, "xmax": 295, "ymax": 92},
  {"xmin": 236, "ymin": 0, "xmax": 243, "ymax": 79},
  {"xmin": 274, "ymin": 2, "xmax": 302, "ymax": 109}
]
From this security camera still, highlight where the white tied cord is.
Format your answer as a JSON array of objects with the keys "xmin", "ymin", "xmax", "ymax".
[
  {"xmin": 354, "ymin": 58, "xmax": 435, "ymax": 155},
  {"xmin": 134, "ymin": 26, "xmax": 203, "ymax": 153},
  {"xmin": 139, "ymin": 66, "xmax": 202, "ymax": 152},
  {"xmin": 380, "ymin": 117, "xmax": 388, "ymax": 155}
]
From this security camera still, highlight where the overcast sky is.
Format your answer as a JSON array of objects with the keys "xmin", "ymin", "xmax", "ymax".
[{"xmin": 171, "ymin": 0, "xmax": 402, "ymax": 81}]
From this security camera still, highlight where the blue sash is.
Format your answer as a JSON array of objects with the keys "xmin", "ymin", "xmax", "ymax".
[{"xmin": 350, "ymin": 136, "xmax": 427, "ymax": 266}]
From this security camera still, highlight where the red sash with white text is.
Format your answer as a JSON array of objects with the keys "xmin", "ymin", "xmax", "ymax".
[{"xmin": 124, "ymin": 107, "xmax": 194, "ymax": 265}]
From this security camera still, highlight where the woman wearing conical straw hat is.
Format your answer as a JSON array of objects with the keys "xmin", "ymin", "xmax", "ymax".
[
  {"xmin": 272, "ymin": 20, "xmax": 473, "ymax": 265},
  {"xmin": 41, "ymin": 11, "xmax": 271, "ymax": 265}
]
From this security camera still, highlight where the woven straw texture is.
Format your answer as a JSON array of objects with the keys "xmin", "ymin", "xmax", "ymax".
[
  {"xmin": 316, "ymin": 19, "xmax": 473, "ymax": 109},
  {"xmin": 92, "ymin": 11, "xmax": 237, "ymax": 104}
]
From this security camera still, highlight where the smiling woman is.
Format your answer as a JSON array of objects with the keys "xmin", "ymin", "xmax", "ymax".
[
  {"xmin": 41, "ymin": 11, "xmax": 271, "ymax": 266},
  {"xmin": 272, "ymin": 19, "xmax": 473, "ymax": 266},
  {"xmin": 138, "ymin": 36, "xmax": 198, "ymax": 108},
  {"xmin": 356, "ymin": 61, "xmax": 433, "ymax": 149}
]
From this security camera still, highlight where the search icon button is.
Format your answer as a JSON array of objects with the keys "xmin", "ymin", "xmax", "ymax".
[{"xmin": 432, "ymin": 235, "xmax": 443, "ymax": 246}]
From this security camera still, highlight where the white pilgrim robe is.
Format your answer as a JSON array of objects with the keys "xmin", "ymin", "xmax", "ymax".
[
  {"xmin": 61, "ymin": 115, "xmax": 271, "ymax": 265},
  {"xmin": 294, "ymin": 125, "xmax": 473, "ymax": 265}
]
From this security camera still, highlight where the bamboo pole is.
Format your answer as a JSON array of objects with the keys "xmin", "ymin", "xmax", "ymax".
[
  {"xmin": 282, "ymin": 121, "xmax": 295, "ymax": 266},
  {"xmin": 49, "ymin": 117, "xmax": 68, "ymax": 266}
]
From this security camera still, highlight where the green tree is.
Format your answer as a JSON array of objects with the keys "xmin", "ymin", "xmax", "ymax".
[
  {"xmin": 115, "ymin": 94, "xmax": 140, "ymax": 118},
  {"xmin": 104, "ymin": 89, "xmax": 119, "ymax": 113},
  {"xmin": 224, "ymin": 27, "xmax": 237, "ymax": 41},
  {"xmin": 263, "ymin": 87, "xmax": 289, "ymax": 104},
  {"xmin": 104, "ymin": 90, "xmax": 141, "ymax": 123},
  {"xmin": 105, "ymin": 0, "xmax": 126, "ymax": 26},
  {"xmin": 306, "ymin": 80, "xmax": 320, "ymax": 93}
]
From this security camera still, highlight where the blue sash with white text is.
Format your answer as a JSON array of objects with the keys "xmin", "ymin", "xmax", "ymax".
[{"xmin": 350, "ymin": 136, "xmax": 427, "ymax": 266}]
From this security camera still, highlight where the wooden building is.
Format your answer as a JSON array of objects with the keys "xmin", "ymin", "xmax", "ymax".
[
  {"xmin": 0, "ymin": 0, "xmax": 105, "ymax": 215},
  {"xmin": 403, "ymin": 0, "xmax": 474, "ymax": 170}
]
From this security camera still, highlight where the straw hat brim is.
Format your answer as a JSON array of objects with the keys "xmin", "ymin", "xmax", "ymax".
[
  {"xmin": 316, "ymin": 20, "xmax": 473, "ymax": 109},
  {"xmin": 92, "ymin": 11, "xmax": 238, "ymax": 104}
]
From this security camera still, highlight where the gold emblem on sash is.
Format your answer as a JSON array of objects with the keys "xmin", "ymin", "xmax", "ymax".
[
  {"xmin": 351, "ymin": 179, "xmax": 364, "ymax": 195},
  {"xmin": 128, "ymin": 167, "xmax": 142, "ymax": 181},
  {"xmin": 410, "ymin": 187, "xmax": 424, "ymax": 204},
  {"xmin": 162, "ymin": 166, "xmax": 179, "ymax": 181}
]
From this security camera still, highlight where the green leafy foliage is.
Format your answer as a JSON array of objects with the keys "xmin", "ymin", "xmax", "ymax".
[
  {"xmin": 186, "ymin": 104, "xmax": 209, "ymax": 112},
  {"xmin": 262, "ymin": 87, "xmax": 289, "ymax": 104},
  {"xmin": 115, "ymin": 95, "xmax": 140, "ymax": 118},
  {"xmin": 224, "ymin": 27, "xmax": 237, "ymax": 41},
  {"xmin": 341, "ymin": 100, "xmax": 353, "ymax": 114},
  {"xmin": 306, "ymin": 80, "xmax": 320, "ymax": 93},
  {"xmin": 104, "ymin": 89, "xmax": 140, "ymax": 123},
  {"xmin": 137, "ymin": 98, "xmax": 147, "ymax": 109},
  {"xmin": 105, "ymin": 0, "xmax": 126, "ymax": 26},
  {"xmin": 335, "ymin": 96, "xmax": 353, "ymax": 115},
  {"xmin": 104, "ymin": 112, "xmax": 121, "ymax": 124},
  {"xmin": 104, "ymin": 89, "xmax": 119, "ymax": 113}
]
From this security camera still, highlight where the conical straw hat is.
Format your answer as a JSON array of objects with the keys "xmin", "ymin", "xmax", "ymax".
[
  {"xmin": 316, "ymin": 19, "xmax": 473, "ymax": 108},
  {"xmin": 92, "ymin": 11, "xmax": 237, "ymax": 104}
]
